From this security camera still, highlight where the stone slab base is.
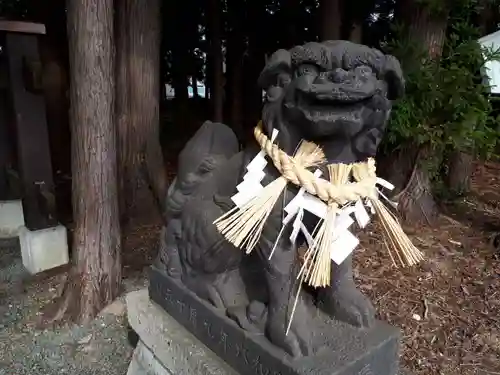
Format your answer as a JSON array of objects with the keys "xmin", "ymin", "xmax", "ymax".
[
  {"xmin": 0, "ymin": 200, "xmax": 24, "ymax": 238},
  {"xmin": 126, "ymin": 289, "xmax": 238, "ymax": 375},
  {"xmin": 148, "ymin": 266, "xmax": 401, "ymax": 375},
  {"xmin": 127, "ymin": 341, "xmax": 172, "ymax": 375},
  {"xmin": 19, "ymin": 224, "xmax": 69, "ymax": 274}
]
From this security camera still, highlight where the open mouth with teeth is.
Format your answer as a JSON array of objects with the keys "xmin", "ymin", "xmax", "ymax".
[{"xmin": 284, "ymin": 79, "xmax": 377, "ymax": 139}]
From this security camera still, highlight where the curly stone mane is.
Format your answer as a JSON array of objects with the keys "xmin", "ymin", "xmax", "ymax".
[{"xmin": 257, "ymin": 40, "xmax": 405, "ymax": 164}]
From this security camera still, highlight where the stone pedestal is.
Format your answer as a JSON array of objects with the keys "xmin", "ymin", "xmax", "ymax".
[
  {"xmin": 19, "ymin": 224, "xmax": 69, "ymax": 274},
  {"xmin": 126, "ymin": 288, "xmax": 411, "ymax": 375},
  {"xmin": 137, "ymin": 267, "xmax": 403, "ymax": 375},
  {"xmin": 126, "ymin": 289, "xmax": 238, "ymax": 375},
  {"xmin": 0, "ymin": 199, "xmax": 25, "ymax": 237}
]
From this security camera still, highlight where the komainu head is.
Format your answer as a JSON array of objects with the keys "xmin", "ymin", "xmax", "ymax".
[{"xmin": 258, "ymin": 40, "xmax": 404, "ymax": 162}]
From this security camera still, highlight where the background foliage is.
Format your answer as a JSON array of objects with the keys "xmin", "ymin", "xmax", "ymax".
[{"xmin": 382, "ymin": 1, "xmax": 500, "ymax": 181}]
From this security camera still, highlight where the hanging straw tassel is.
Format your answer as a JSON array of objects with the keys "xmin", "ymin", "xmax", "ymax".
[
  {"xmin": 298, "ymin": 163, "xmax": 352, "ymax": 288},
  {"xmin": 351, "ymin": 159, "xmax": 424, "ymax": 267},
  {"xmin": 214, "ymin": 141, "xmax": 325, "ymax": 254}
]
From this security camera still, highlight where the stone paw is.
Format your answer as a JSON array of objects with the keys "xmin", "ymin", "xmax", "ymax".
[
  {"xmin": 186, "ymin": 278, "xmax": 227, "ymax": 310},
  {"xmin": 206, "ymin": 284, "xmax": 226, "ymax": 309},
  {"xmin": 320, "ymin": 285, "xmax": 375, "ymax": 328},
  {"xmin": 266, "ymin": 319, "xmax": 312, "ymax": 358},
  {"xmin": 226, "ymin": 301, "xmax": 266, "ymax": 334},
  {"xmin": 265, "ymin": 296, "xmax": 313, "ymax": 357}
]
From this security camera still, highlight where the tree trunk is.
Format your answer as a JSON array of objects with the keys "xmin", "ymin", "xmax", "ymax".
[
  {"xmin": 407, "ymin": 6, "xmax": 448, "ymax": 59},
  {"xmin": 349, "ymin": 22, "xmax": 362, "ymax": 43},
  {"xmin": 171, "ymin": 62, "xmax": 189, "ymax": 111},
  {"xmin": 116, "ymin": 0, "xmax": 131, "ymax": 221},
  {"xmin": 479, "ymin": 0, "xmax": 498, "ymax": 36},
  {"xmin": 116, "ymin": 0, "xmax": 168, "ymax": 223},
  {"xmin": 283, "ymin": 0, "xmax": 301, "ymax": 48},
  {"xmin": 243, "ymin": 0, "xmax": 267, "ymax": 135},
  {"xmin": 445, "ymin": 151, "xmax": 473, "ymax": 196},
  {"xmin": 128, "ymin": 0, "xmax": 167, "ymax": 217},
  {"xmin": 207, "ymin": 0, "xmax": 224, "ymax": 122},
  {"xmin": 171, "ymin": 3, "xmax": 189, "ymax": 116},
  {"xmin": 46, "ymin": 0, "xmax": 121, "ymax": 323},
  {"xmin": 191, "ymin": 77, "xmax": 199, "ymax": 99},
  {"xmin": 320, "ymin": 0, "xmax": 342, "ymax": 41},
  {"xmin": 342, "ymin": 0, "xmax": 364, "ymax": 43},
  {"xmin": 227, "ymin": 0, "xmax": 245, "ymax": 139},
  {"xmin": 383, "ymin": 1, "xmax": 448, "ymax": 224}
]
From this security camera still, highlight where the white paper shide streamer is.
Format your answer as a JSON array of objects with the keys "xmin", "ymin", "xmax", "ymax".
[
  {"xmin": 214, "ymin": 128, "xmax": 325, "ymax": 255},
  {"xmin": 214, "ymin": 123, "xmax": 423, "ymax": 276}
]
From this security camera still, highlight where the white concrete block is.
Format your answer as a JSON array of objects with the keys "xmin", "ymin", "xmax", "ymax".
[
  {"xmin": 0, "ymin": 200, "xmax": 25, "ymax": 238},
  {"xmin": 19, "ymin": 224, "xmax": 69, "ymax": 274}
]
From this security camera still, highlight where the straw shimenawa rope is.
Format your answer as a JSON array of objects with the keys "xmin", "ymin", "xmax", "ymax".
[
  {"xmin": 351, "ymin": 161, "xmax": 424, "ymax": 267},
  {"xmin": 215, "ymin": 122, "xmax": 423, "ymax": 270},
  {"xmin": 225, "ymin": 123, "xmax": 425, "ymax": 335},
  {"xmin": 252, "ymin": 122, "xmax": 423, "ymax": 267},
  {"xmin": 214, "ymin": 125, "xmax": 325, "ymax": 254},
  {"xmin": 298, "ymin": 163, "xmax": 353, "ymax": 288},
  {"xmin": 253, "ymin": 124, "xmax": 379, "ymax": 204}
]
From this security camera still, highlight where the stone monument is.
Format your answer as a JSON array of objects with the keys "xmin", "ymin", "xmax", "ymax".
[
  {"xmin": 0, "ymin": 21, "xmax": 69, "ymax": 274},
  {"xmin": 131, "ymin": 40, "xmax": 409, "ymax": 375}
]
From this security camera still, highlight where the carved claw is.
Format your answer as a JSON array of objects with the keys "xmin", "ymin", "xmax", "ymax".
[
  {"xmin": 186, "ymin": 277, "xmax": 227, "ymax": 310},
  {"xmin": 265, "ymin": 295, "xmax": 313, "ymax": 357},
  {"xmin": 206, "ymin": 284, "xmax": 226, "ymax": 309},
  {"xmin": 226, "ymin": 301, "xmax": 266, "ymax": 334},
  {"xmin": 266, "ymin": 320, "xmax": 311, "ymax": 357},
  {"xmin": 320, "ymin": 284, "xmax": 375, "ymax": 328}
]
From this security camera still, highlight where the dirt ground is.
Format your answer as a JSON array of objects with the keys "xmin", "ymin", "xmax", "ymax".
[
  {"xmin": 121, "ymin": 158, "xmax": 500, "ymax": 374},
  {"xmin": 0, "ymin": 242, "xmax": 148, "ymax": 375},
  {"xmin": 1, "ymin": 159, "xmax": 499, "ymax": 375},
  {"xmin": 0, "ymin": 187, "xmax": 159, "ymax": 375},
  {"xmin": 354, "ymin": 160, "xmax": 500, "ymax": 375}
]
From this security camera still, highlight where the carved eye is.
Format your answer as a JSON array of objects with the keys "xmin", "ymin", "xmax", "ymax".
[
  {"xmin": 355, "ymin": 65, "xmax": 373, "ymax": 77},
  {"xmin": 295, "ymin": 64, "xmax": 319, "ymax": 78}
]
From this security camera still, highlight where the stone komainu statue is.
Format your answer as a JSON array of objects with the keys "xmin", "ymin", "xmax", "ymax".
[{"xmin": 155, "ymin": 40, "xmax": 405, "ymax": 357}]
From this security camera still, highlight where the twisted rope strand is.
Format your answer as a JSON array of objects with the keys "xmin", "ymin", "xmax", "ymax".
[{"xmin": 254, "ymin": 124, "xmax": 378, "ymax": 204}]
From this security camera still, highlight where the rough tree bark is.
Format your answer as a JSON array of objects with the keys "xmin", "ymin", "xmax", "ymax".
[
  {"xmin": 381, "ymin": 0, "xmax": 449, "ymax": 224},
  {"xmin": 320, "ymin": 0, "xmax": 342, "ymax": 41},
  {"xmin": 116, "ymin": 0, "xmax": 130, "ymax": 220},
  {"xmin": 45, "ymin": 0, "xmax": 121, "ymax": 323},
  {"xmin": 445, "ymin": 151, "xmax": 473, "ymax": 196},
  {"xmin": 407, "ymin": 5, "xmax": 448, "ymax": 59},
  {"xmin": 116, "ymin": 0, "xmax": 168, "ymax": 223},
  {"xmin": 207, "ymin": 0, "xmax": 224, "ymax": 122}
]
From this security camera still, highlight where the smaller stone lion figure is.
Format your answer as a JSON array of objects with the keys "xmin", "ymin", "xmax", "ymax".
[{"xmin": 155, "ymin": 40, "xmax": 404, "ymax": 357}]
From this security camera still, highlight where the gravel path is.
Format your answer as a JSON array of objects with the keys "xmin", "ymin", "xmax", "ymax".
[{"xmin": 0, "ymin": 239, "xmax": 147, "ymax": 375}]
